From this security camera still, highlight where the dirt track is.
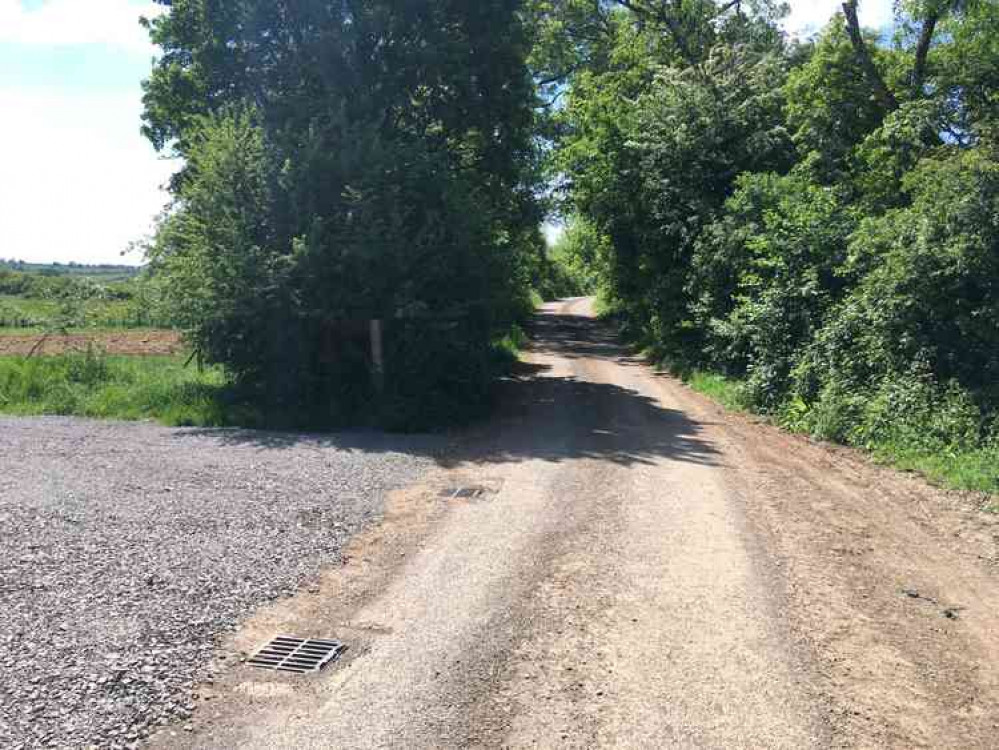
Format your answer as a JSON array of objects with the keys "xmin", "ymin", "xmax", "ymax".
[
  {"xmin": 153, "ymin": 298, "xmax": 999, "ymax": 749},
  {"xmin": 0, "ymin": 329, "xmax": 183, "ymax": 356}
]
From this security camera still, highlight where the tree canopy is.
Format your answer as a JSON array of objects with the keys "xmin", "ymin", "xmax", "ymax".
[
  {"xmin": 529, "ymin": 0, "xmax": 999, "ymax": 449},
  {"xmin": 141, "ymin": 0, "xmax": 999, "ymax": 443},
  {"xmin": 142, "ymin": 0, "xmax": 542, "ymax": 428}
]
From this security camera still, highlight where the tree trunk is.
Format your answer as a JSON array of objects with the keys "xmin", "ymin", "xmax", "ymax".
[{"xmin": 842, "ymin": 0, "xmax": 899, "ymax": 112}]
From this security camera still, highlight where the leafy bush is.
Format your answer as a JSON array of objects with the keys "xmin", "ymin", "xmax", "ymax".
[
  {"xmin": 852, "ymin": 374, "xmax": 983, "ymax": 456},
  {"xmin": 379, "ymin": 317, "xmax": 494, "ymax": 431},
  {"xmin": 703, "ymin": 169, "xmax": 855, "ymax": 410},
  {"xmin": 142, "ymin": 3, "xmax": 541, "ymax": 429}
]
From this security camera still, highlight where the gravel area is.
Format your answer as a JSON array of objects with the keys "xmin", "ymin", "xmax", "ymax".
[{"xmin": 0, "ymin": 416, "xmax": 442, "ymax": 749}]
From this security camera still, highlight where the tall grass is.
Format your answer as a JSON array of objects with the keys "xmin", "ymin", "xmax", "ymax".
[
  {"xmin": 493, "ymin": 323, "xmax": 530, "ymax": 363},
  {"xmin": 0, "ymin": 351, "xmax": 235, "ymax": 427},
  {"xmin": 678, "ymin": 367, "xmax": 999, "ymax": 499},
  {"xmin": 684, "ymin": 371, "xmax": 749, "ymax": 412}
]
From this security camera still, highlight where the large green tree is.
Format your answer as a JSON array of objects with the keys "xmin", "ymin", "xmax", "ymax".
[
  {"xmin": 531, "ymin": 0, "xmax": 999, "ymax": 450},
  {"xmin": 143, "ymin": 0, "xmax": 540, "ymax": 427}
]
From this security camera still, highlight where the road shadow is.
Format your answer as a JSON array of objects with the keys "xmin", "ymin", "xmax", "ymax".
[
  {"xmin": 526, "ymin": 310, "xmax": 631, "ymax": 361},
  {"xmin": 175, "ymin": 305, "xmax": 718, "ymax": 469},
  {"xmin": 442, "ymin": 309, "xmax": 718, "ymax": 468},
  {"xmin": 173, "ymin": 424, "xmax": 448, "ymax": 456}
]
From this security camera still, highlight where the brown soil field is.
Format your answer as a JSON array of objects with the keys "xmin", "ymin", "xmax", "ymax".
[{"xmin": 0, "ymin": 330, "xmax": 184, "ymax": 357}]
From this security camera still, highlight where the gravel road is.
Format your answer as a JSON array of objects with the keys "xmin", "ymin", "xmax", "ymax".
[
  {"xmin": 7, "ymin": 302, "xmax": 999, "ymax": 750},
  {"xmin": 165, "ymin": 298, "xmax": 999, "ymax": 750},
  {"xmin": 0, "ymin": 418, "xmax": 441, "ymax": 749}
]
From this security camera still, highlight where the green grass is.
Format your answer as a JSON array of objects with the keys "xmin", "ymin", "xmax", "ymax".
[
  {"xmin": 0, "ymin": 324, "xmax": 536, "ymax": 432},
  {"xmin": 0, "ymin": 294, "xmax": 171, "ymax": 331},
  {"xmin": 493, "ymin": 323, "xmax": 530, "ymax": 363},
  {"xmin": 871, "ymin": 444, "xmax": 999, "ymax": 501},
  {"xmin": 592, "ymin": 292, "xmax": 618, "ymax": 319},
  {"xmin": 0, "ymin": 352, "xmax": 240, "ymax": 427},
  {"xmin": 684, "ymin": 371, "xmax": 749, "ymax": 412},
  {"xmin": 0, "ymin": 295, "xmax": 57, "ymax": 326},
  {"xmin": 676, "ymin": 366, "xmax": 998, "ymax": 500}
]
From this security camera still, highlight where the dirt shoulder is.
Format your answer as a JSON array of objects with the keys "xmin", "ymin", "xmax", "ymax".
[{"xmin": 659, "ymin": 375, "xmax": 999, "ymax": 748}]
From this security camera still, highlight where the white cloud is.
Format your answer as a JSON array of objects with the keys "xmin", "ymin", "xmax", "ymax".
[
  {"xmin": 783, "ymin": 0, "xmax": 895, "ymax": 38},
  {"xmin": 0, "ymin": 0, "xmax": 163, "ymax": 54},
  {"xmin": 0, "ymin": 87, "xmax": 177, "ymax": 265}
]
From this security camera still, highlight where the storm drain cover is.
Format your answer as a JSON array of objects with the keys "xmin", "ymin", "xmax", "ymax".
[
  {"xmin": 439, "ymin": 486, "xmax": 487, "ymax": 499},
  {"xmin": 247, "ymin": 636, "xmax": 345, "ymax": 674}
]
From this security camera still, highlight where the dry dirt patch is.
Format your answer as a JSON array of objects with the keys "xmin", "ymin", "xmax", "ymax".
[{"xmin": 0, "ymin": 329, "xmax": 183, "ymax": 356}]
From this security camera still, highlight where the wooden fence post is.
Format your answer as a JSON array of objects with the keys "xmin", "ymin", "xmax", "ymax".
[{"xmin": 370, "ymin": 318, "xmax": 385, "ymax": 395}]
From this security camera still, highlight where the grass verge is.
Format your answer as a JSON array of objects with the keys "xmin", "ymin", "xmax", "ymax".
[
  {"xmin": 0, "ymin": 352, "xmax": 239, "ymax": 427},
  {"xmin": 683, "ymin": 371, "xmax": 748, "ymax": 413},
  {"xmin": 0, "ymin": 323, "xmax": 537, "ymax": 433},
  {"xmin": 871, "ymin": 443, "xmax": 999, "ymax": 499},
  {"xmin": 675, "ymin": 366, "xmax": 999, "ymax": 500},
  {"xmin": 492, "ymin": 323, "xmax": 530, "ymax": 364}
]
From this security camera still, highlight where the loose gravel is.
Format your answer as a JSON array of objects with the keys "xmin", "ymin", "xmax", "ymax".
[{"xmin": 0, "ymin": 416, "xmax": 442, "ymax": 749}]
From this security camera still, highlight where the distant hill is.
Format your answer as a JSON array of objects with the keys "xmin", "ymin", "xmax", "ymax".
[{"xmin": 0, "ymin": 260, "xmax": 141, "ymax": 282}]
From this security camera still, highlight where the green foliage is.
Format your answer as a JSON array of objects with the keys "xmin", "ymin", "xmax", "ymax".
[
  {"xmin": 684, "ymin": 371, "xmax": 749, "ymax": 412},
  {"xmin": 532, "ymin": 257, "xmax": 580, "ymax": 302},
  {"xmin": 530, "ymin": 219, "xmax": 602, "ymax": 301},
  {"xmin": 150, "ymin": 109, "xmax": 289, "ymax": 394},
  {"xmin": 0, "ymin": 296, "xmax": 56, "ymax": 329},
  {"xmin": 0, "ymin": 269, "xmax": 173, "ymax": 331},
  {"xmin": 548, "ymin": 217, "xmax": 609, "ymax": 297},
  {"xmin": 689, "ymin": 364, "xmax": 999, "ymax": 494},
  {"xmin": 788, "ymin": 366, "xmax": 998, "ymax": 492},
  {"xmin": 0, "ymin": 352, "xmax": 232, "ymax": 427},
  {"xmin": 379, "ymin": 318, "xmax": 493, "ymax": 431},
  {"xmin": 911, "ymin": 0, "xmax": 999, "ymax": 145},
  {"xmin": 546, "ymin": 6, "xmax": 794, "ymax": 353},
  {"xmin": 712, "ymin": 168, "xmax": 856, "ymax": 409},
  {"xmin": 143, "ymin": 1, "xmax": 541, "ymax": 429},
  {"xmin": 783, "ymin": 18, "xmax": 892, "ymax": 178},
  {"xmin": 536, "ymin": 0, "xmax": 999, "ymax": 492},
  {"xmin": 792, "ymin": 149, "xmax": 999, "ymax": 408}
]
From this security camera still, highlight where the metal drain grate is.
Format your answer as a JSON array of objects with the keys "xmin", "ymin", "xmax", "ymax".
[
  {"xmin": 247, "ymin": 636, "xmax": 345, "ymax": 674},
  {"xmin": 439, "ymin": 486, "xmax": 487, "ymax": 499},
  {"xmin": 438, "ymin": 479, "xmax": 503, "ymax": 500}
]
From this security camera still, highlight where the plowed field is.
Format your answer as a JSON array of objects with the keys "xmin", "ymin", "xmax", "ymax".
[{"xmin": 0, "ymin": 330, "xmax": 183, "ymax": 356}]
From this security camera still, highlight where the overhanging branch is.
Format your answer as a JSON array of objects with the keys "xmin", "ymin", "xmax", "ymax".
[
  {"xmin": 842, "ymin": 0, "xmax": 898, "ymax": 112},
  {"xmin": 911, "ymin": 9, "xmax": 941, "ymax": 94}
]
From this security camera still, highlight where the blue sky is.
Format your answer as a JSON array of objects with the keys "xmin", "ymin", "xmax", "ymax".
[
  {"xmin": 1, "ymin": 0, "xmax": 172, "ymax": 266},
  {"xmin": 2, "ymin": 0, "xmax": 894, "ymax": 266}
]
